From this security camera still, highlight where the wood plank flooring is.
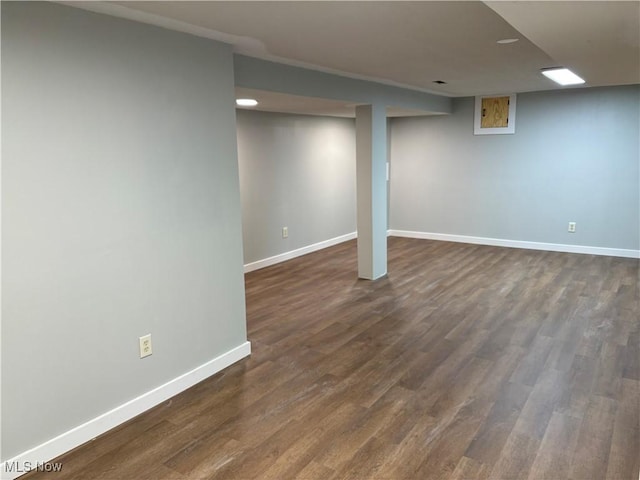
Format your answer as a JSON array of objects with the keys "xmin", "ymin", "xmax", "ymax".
[{"xmin": 23, "ymin": 238, "xmax": 639, "ymax": 479}]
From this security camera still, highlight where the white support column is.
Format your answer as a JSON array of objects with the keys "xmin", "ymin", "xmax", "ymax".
[{"xmin": 356, "ymin": 104, "xmax": 387, "ymax": 280}]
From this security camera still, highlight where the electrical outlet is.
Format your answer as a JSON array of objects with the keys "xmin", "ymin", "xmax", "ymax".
[
  {"xmin": 139, "ymin": 334, "xmax": 152, "ymax": 358},
  {"xmin": 282, "ymin": 226, "xmax": 288, "ymax": 238},
  {"xmin": 568, "ymin": 222, "xmax": 576, "ymax": 233}
]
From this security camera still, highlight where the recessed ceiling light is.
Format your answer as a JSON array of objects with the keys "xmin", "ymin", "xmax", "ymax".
[
  {"xmin": 236, "ymin": 98, "xmax": 258, "ymax": 107},
  {"xmin": 497, "ymin": 38, "xmax": 519, "ymax": 44},
  {"xmin": 541, "ymin": 68, "xmax": 585, "ymax": 86}
]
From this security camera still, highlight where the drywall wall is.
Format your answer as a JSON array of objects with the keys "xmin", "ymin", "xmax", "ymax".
[
  {"xmin": 390, "ymin": 86, "xmax": 640, "ymax": 252},
  {"xmin": 2, "ymin": 2, "xmax": 247, "ymax": 461},
  {"xmin": 237, "ymin": 110, "xmax": 356, "ymax": 265},
  {"xmin": 234, "ymin": 55, "xmax": 452, "ymax": 115}
]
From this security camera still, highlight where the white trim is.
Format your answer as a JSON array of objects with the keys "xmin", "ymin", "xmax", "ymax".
[
  {"xmin": 244, "ymin": 232, "xmax": 357, "ymax": 273},
  {"xmin": 0, "ymin": 342, "xmax": 251, "ymax": 480},
  {"xmin": 388, "ymin": 230, "xmax": 640, "ymax": 259}
]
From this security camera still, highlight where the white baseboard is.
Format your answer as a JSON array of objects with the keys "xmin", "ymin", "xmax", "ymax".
[
  {"xmin": 388, "ymin": 230, "xmax": 640, "ymax": 259},
  {"xmin": 244, "ymin": 232, "xmax": 357, "ymax": 273},
  {"xmin": 1, "ymin": 342, "xmax": 251, "ymax": 480}
]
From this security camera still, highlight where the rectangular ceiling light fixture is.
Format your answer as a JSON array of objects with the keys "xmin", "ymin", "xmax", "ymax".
[{"xmin": 541, "ymin": 68, "xmax": 585, "ymax": 86}]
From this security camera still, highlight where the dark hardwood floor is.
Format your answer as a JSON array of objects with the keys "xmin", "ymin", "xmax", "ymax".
[{"xmin": 24, "ymin": 238, "xmax": 639, "ymax": 479}]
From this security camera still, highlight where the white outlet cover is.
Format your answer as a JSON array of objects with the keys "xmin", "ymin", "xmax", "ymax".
[{"xmin": 139, "ymin": 334, "xmax": 152, "ymax": 358}]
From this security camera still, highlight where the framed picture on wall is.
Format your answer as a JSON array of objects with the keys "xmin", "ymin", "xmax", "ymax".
[{"xmin": 474, "ymin": 94, "xmax": 516, "ymax": 135}]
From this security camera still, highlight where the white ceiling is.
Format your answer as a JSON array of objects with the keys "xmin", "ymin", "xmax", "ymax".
[
  {"xmin": 486, "ymin": 1, "xmax": 640, "ymax": 90},
  {"xmin": 67, "ymin": 1, "xmax": 640, "ymax": 116}
]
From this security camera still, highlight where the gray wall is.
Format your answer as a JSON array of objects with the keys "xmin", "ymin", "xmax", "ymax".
[
  {"xmin": 390, "ymin": 86, "xmax": 640, "ymax": 250},
  {"xmin": 234, "ymin": 55, "xmax": 452, "ymax": 115},
  {"xmin": 2, "ymin": 2, "xmax": 247, "ymax": 459},
  {"xmin": 237, "ymin": 110, "xmax": 356, "ymax": 264}
]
